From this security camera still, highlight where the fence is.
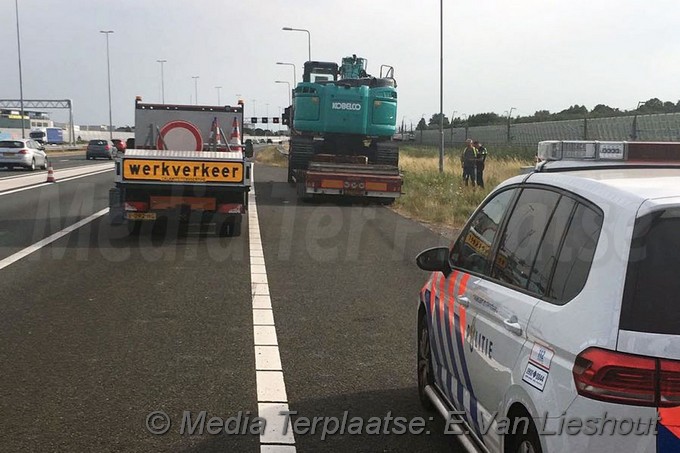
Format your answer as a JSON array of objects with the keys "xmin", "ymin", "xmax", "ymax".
[{"xmin": 418, "ymin": 112, "xmax": 680, "ymax": 148}]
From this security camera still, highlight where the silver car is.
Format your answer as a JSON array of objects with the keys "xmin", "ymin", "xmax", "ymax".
[
  {"xmin": 0, "ymin": 139, "xmax": 48, "ymax": 171},
  {"xmin": 86, "ymin": 139, "xmax": 115, "ymax": 160}
]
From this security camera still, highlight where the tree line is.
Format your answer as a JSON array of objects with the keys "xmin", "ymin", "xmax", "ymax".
[{"xmin": 416, "ymin": 97, "xmax": 680, "ymax": 130}]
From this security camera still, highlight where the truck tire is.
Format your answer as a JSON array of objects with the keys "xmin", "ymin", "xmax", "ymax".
[
  {"xmin": 288, "ymin": 136, "xmax": 314, "ymax": 185},
  {"xmin": 217, "ymin": 215, "xmax": 242, "ymax": 237},
  {"xmin": 376, "ymin": 142, "xmax": 399, "ymax": 167}
]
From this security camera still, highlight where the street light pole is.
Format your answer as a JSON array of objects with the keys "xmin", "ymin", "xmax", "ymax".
[
  {"xmin": 276, "ymin": 62, "xmax": 297, "ymax": 85},
  {"xmin": 100, "ymin": 30, "xmax": 114, "ymax": 140},
  {"xmin": 14, "ymin": 0, "xmax": 25, "ymax": 138},
  {"xmin": 438, "ymin": 0, "xmax": 444, "ymax": 173},
  {"xmin": 275, "ymin": 81, "xmax": 291, "ymax": 105},
  {"xmin": 156, "ymin": 59, "xmax": 166, "ymax": 104},
  {"xmin": 282, "ymin": 27, "xmax": 311, "ymax": 61},
  {"xmin": 215, "ymin": 86, "xmax": 222, "ymax": 105},
  {"xmin": 192, "ymin": 76, "xmax": 199, "ymax": 105}
]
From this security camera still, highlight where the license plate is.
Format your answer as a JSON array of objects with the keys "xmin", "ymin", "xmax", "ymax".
[
  {"xmin": 3, "ymin": 153, "xmax": 15, "ymax": 157},
  {"xmin": 344, "ymin": 189, "xmax": 364, "ymax": 196},
  {"xmin": 125, "ymin": 212, "xmax": 157, "ymax": 220}
]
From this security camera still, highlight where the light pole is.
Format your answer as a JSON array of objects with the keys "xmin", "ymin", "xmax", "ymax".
[
  {"xmin": 275, "ymin": 81, "xmax": 291, "ymax": 105},
  {"xmin": 282, "ymin": 27, "xmax": 311, "ymax": 61},
  {"xmin": 215, "ymin": 86, "xmax": 222, "ymax": 105},
  {"xmin": 438, "ymin": 0, "xmax": 444, "ymax": 173},
  {"xmin": 100, "ymin": 30, "xmax": 114, "ymax": 140},
  {"xmin": 276, "ymin": 62, "xmax": 297, "ymax": 85},
  {"xmin": 156, "ymin": 59, "xmax": 166, "ymax": 104},
  {"xmin": 192, "ymin": 76, "xmax": 199, "ymax": 105},
  {"xmin": 461, "ymin": 114, "xmax": 469, "ymax": 140},
  {"xmin": 632, "ymin": 101, "xmax": 646, "ymax": 140},
  {"xmin": 506, "ymin": 107, "xmax": 516, "ymax": 143},
  {"xmin": 14, "ymin": 0, "xmax": 25, "ymax": 138}
]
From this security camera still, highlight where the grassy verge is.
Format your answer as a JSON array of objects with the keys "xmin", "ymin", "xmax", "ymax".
[
  {"xmin": 255, "ymin": 145, "xmax": 288, "ymax": 167},
  {"xmin": 394, "ymin": 145, "xmax": 533, "ymax": 229}
]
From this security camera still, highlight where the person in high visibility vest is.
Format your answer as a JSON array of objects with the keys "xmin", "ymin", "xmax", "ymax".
[
  {"xmin": 461, "ymin": 139, "xmax": 478, "ymax": 186},
  {"xmin": 473, "ymin": 140, "xmax": 488, "ymax": 188}
]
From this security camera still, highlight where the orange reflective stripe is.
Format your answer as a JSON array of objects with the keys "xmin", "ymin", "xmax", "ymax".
[
  {"xmin": 447, "ymin": 271, "xmax": 459, "ymax": 331},
  {"xmin": 660, "ymin": 407, "xmax": 680, "ymax": 438},
  {"xmin": 458, "ymin": 274, "xmax": 471, "ymax": 343}
]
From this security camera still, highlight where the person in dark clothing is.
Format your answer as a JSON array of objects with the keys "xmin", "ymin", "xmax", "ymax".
[
  {"xmin": 461, "ymin": 139, "xmax": 477, "ymax": 186},
  {"xmin": 473, "ymin": 141, "xmax": 488, "ymax": 188}
]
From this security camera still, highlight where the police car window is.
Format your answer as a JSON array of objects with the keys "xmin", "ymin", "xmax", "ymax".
[
  {"xmin": 620, "ymin": 209, "xmax": 680, "ymax": 335},
  {"xmin": 527, "ymin": 196, "xmax": 576, "ymax": 295},
  {"xmin": 547, "ymin": 204, "xmax": 603, "ymax": 303},
  {"xmin": 492, "ymin": 188, "xmax": 560, "ymax": 290},
  {"xmin": 450, "ymin": 188, "xmax": 517, "ymax": 275}
]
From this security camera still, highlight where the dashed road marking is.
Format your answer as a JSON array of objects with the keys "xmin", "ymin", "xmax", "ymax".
[{"xmin": 249, "ymin": 169, "xmax": 296, "ymax": 451}]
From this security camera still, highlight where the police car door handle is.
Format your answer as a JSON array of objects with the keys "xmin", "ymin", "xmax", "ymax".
[
  {"xmin": 503, "ymin": 316, "xmax": 523, "ymax": 336},
  {"xmin": 456, "ymin": 295, "xmax": 470, "ymax": 308}
]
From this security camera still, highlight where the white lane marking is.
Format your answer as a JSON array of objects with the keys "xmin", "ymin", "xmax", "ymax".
[
  {"xmin": 249, "ymin": 169, "xmax": 296, "ymax": 450},
  {"xmin": 258, "ymin": 403, "xmax": 296, "ymax": 445},
  {"xmin": 0, "ymin": 167, "xmax": 113, "ymax": 197},
  {"xmin": 0, "ymin": 208, "xmax": 109, "ymax": 271}
]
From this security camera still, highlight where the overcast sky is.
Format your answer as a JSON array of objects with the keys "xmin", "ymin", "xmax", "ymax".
[{"xmin": 1, "ymin": 0, "xmax": 679, "ymax": 128}]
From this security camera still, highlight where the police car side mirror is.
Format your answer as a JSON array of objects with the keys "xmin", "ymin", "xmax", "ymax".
[{"xmin": 416, "ymin": 247, "xmax": 451, "ymax": 274}]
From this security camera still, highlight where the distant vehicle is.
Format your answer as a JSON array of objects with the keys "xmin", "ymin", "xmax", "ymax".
[
  {"xmin": 266, "ymin": 138, "xmax": 273, "ymax": 144},
  {"xmin": 46, "ymin": 128, "xmax": 65, "ymax": 144},
  {"xmin": 0, "ymin": 138, "xmax": 48, "ymax": 171},
  {"xmin": 125, "ymin": 138, "xmax": 135, "ymax": 149},
  {"xmin": 86, "ymin": 139, "xmax": 115, "ymax": 160},
  {"xmin": 29, "ymin": 127, "xmax": 65, "ymax": 145},
  {"xmin": 111, "ymin": 139, "xmax": 126, "ymax": 154}
]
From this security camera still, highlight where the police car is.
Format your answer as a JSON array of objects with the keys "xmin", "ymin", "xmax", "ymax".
[{"xmin": 415, "ymin": 140, "xmax": 680, "ymax": 453}]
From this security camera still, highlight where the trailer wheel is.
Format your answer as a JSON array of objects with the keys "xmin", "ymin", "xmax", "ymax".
[
  {"xmin": 126, "ymin": 221, "xmax": 142, "ymax": 236},
  {"xmin": 217, "ymin": 216, "xmax": 242, "ymax": 237}
]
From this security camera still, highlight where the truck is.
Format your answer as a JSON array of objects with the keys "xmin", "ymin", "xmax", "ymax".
[
  {"xmin": 108, "ymin": 97, "xmax": 253, "ymax": 236},
  {"xmin": 284, "ymin": 54, "xmax": 402, "ymax": 203},
  {"xmin": 29, "ymin": 127, "xmax": 65, "ymax": 145}
]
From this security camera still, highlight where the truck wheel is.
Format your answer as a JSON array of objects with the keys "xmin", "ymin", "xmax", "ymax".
[
  {"xmin": 126, "ymin": 221, "xmax": 142, "ymax": 236},
  {"xmin": 217, "ymin": 216, "xmax": 242, "ymax": 237}
]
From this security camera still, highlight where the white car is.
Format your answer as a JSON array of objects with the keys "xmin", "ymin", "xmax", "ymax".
[
  {"xmin": 0, "ymin": 138, "xmax": 48, "ymax": 171},
  {"xmin": 416, "ymin": 140, "xmax": 680, "ymax": 453}
]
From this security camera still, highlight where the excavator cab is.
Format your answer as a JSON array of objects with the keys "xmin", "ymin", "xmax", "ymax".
[
  {"xmin": 302, "ymin": 61, "xmax": 338, "ymax": 83},
  {"xmin": 339, "ymin": 55, "xmax": 368, "ymax": 80}
]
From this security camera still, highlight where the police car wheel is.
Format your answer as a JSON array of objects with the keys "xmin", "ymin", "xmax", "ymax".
[
  {"xmin": 505, "ymin": 416, "xmax": 542, "ymax": 453},
  {"xmin": 417, "ymin": 311, "xmax": 435, "ymax": 411}
]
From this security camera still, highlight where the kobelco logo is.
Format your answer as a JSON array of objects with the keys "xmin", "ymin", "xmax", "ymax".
[{"xmin": 331, "ymin": 102, "xmax": 361, "ymax": 111}]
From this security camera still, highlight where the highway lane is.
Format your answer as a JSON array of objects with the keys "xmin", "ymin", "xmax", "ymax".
[
  {"xmin": 0, "ymin": 152, "xmax": 100, "ymax": 178},
  {"xmin": 0, "ymin": 201, "xmax": 257, "ymax": 452},
  {"xmin": 254, "ymin": 165, "xmax": 457, "ymax": 452},
  {"xmin": 0, "ymin": 169, "xmax": 114, "ymax": 262},
  {"xmin": 0, "ymin": 161, "xmax": 464, "ymax": 452}
]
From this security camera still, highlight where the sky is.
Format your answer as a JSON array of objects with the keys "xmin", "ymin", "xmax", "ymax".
[{"xmin": 1, "ymin": 0, "xmax": 679, "ymax": 128}]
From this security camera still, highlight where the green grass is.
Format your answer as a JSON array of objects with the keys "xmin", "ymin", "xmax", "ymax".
[
  {"xmin": 255, "ymin": 145, "xmax": 288, "ymax": 167},
  {"xmin": 394, "ymin": 145, "xmax": 533, "ymax": 228}
]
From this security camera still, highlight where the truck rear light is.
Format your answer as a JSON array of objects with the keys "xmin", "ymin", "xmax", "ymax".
[
  {"xmin": 124, "ymin": 201, "xmax": 149, "ymax": 212},
  {"xmin": 573, "ymin": 347, "xmax": 680, "ymax": 407}
]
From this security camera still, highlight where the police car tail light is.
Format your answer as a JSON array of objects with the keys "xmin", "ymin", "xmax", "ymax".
[
  {"xmin": 574, "ymin": 348, "xmax": 680, "ymax": 407},
  {"xmin": 573, "ymin": 348, "xmax": 656, "ymax": 406},
  {"xmin": 660, "ymin": 360, "xmax": 680, "ymax": 406}
]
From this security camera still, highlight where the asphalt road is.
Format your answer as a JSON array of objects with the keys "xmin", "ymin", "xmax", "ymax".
[
  {"xmin": 0, "ymin": 151, "xmax": 99, "ymax": 178},
  {"xmin": 0, "ymin": 162, "xmax": 461, "ymax": 452}
]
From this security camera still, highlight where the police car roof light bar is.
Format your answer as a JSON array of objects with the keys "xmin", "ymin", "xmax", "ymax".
[{"xmin": 538, "ymin": 140, "xmax": 680, "ymax": 163}]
